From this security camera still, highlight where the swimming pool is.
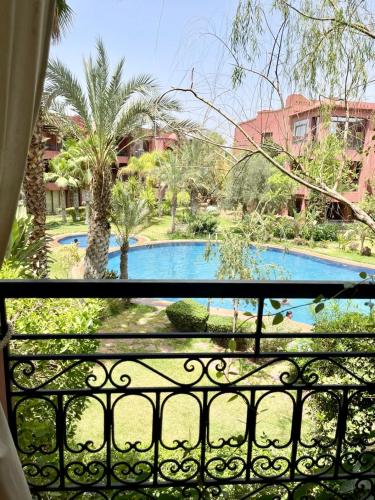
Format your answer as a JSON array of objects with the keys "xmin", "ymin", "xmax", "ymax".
[
  {"xmin": 107, "ymin": 241, "xmax": 374, "ymax": 324},
  {"xmin": 59, "ymin": 234, "xmax": 137, "ymax": 248}
]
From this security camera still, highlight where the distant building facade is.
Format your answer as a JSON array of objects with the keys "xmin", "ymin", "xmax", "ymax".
[
  {"xmin": 43, "ymin": 122, "xmax": 177, "ymax": 214},
  {"xmin": 234, "ymin": 94, "xmax": 375, "ymax": 220}
]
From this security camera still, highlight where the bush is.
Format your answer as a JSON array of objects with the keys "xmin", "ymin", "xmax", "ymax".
[
  {"xmin": 293, "ymin": 237, "xmax": 308, "ymax": 246},
  {"xmin": 309, "ymin": 308, "xmax": 374, "ymax": 454},
  {"xmin": 272, "ymin": 217, "xmax": 296, "ymax": 239},
  {"xmin": 311, "ymin": 223, "xmax": 338, "ymax": 242},
  {"xmin": 189, "ymin": 213, "xmax": 218, "ymax": 235},
  {"xmin": 66, "ymin": 206, "xmax": 86, "ymax": 222},
  {"xmin": 206, "ymin": 315, "xmax": 248, "ymax": 350},
  {"xmin": 166, "ymin": 299, "xmax": 209, "ymax": 331},
  {"xmin": 300, "ymin": 222, "xmax": 338, "ymax": 241}
]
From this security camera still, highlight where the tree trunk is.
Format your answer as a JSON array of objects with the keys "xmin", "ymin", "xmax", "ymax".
[
  {"xmin": 242, "ymin": 202, "xmax": 248, "ymax": 218},
  {"xmin": 158, "ymin": 182, "xmax": 167, "ymax": 218},
  {"xmin": 120, "ymin": 241, "xmax": 129, "ymax": 280},
  {"xmin": 23, "ymin": 116, "xmax": 48, "ymax": 277},
  {"xmin": 84, "ymin": 165, "xmax": 112, "ymax": 279},
  {"xmin": 60, "ymin": 190, "xmax": 67, "ymax": 223},
  {"xmin": 190, "ymin": 187, "xmax": 199, "ymax": 215},
  {"xmin": 171, "ymin": 192, "xmax": 177, "ymax": 233},
  {"xmin": 73, "ymin": 189, "xmax": 80, "ymax": 221}
]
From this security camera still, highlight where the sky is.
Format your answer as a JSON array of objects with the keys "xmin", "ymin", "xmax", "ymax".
[{"xmin": 50, "ymin": 0, "xmax": 245, "ymax": 141}]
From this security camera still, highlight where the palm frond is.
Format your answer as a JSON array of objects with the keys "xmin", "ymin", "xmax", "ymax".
[
  {"xmin": 47, "ymin": 59, "xmax": 91, "ymax": 129},
  {"xmin": 52, "ymin": 0, "xmax": 73, "ymax": 42}
]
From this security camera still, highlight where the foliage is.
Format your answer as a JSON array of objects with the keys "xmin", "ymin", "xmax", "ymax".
[
  {"xmin": 231, "ymin": 0, "xmax": 374, "ymax": 98},
  {"xmin": 47, "ymin": 40, "xmax": 184, "ymax": 277},
  {"xmin": 4, "ymin": 216, "xmax": 51, "ymax": 277},
  {"xmin": 206, "ymin": 315, "xmax": 248, "ymax": 350},
  {"xmin": 225, "ymin": 155, "xmax": 273, "ymax": 213},
  {"xmin": 226, "ymin": 0, "xmax": 375, "ymax": 235},
  {"xmin": 272, "ymin": 216, "xmax": 296, "ymax": 240},
  {"xmin": 261, "ymin": 169, "xmax": 297, "ymax": 214},
  {"xmin": 188, "ymin": 213, "xmax": 218, "ymax": 235},
  {"xmin": 179, "ymin": 135, "xmax": 230, "ymax": 206},
  {"xmin": 300, "ymin": 222, "xmax": 339, "ymax": 242},
  {"xmin": 0, "ymin": 265, "xmax": 103, "ymax": 477},
  {"xmin": 66, "ymin": 206, "xmax": 86, "ymax": 222},
  {"xmin": 111, "ymin": 181, "xmax": 149, "ymax": 244},
  {"xmin": 288, "ymin": 305, "xmax": 375, "ymax": 460},
  {"xmin": 165, "ymin": 299, "xmax": 209, "ymax": 332},
  {"xmin": 111, "ymin": 180, "xmax": 149, "ymax": 279},
  {"xmin": 50, "ymin": 243, "xmax": 81, "ymax": 279}
]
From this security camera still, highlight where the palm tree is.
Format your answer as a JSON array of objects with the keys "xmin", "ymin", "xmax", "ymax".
[
  {"xmin": 160, "ymin": 150, "xmax": 189, "ymax": 233},
  {"xmin": 47, "ymin": 40, "xmax": 182, "ymax": 278},
  {"xmin": 111, "ymin": 181, "xmax": 149, "ymax": 280},
  {"xmin": 23, "ymin": 0, "xmax": 73, "ymax": 277},
  {"xmin": 121, "ymin": 151, "xmax": 167, "ymax": 216},
  {"xmin": 53, "ymin": 139, "xmax": 90, "ymax": 220},
  {"xmin": 46, "ymin": 154, "xmax": 80, "ymax": 223}
]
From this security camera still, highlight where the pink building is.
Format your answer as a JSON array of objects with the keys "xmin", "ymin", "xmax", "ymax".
[{"xmin": 234, "ymin": 94, "xmax": 375, "ymax": 219}]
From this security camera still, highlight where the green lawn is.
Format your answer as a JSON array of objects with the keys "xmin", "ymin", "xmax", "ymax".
[
  {"xmin": 47, "ymin": 214, "xmax": 88, "ymax": 236},
  {"xmin": 289, "ymin": 242, "xmax": 375, "ymax": 266}
]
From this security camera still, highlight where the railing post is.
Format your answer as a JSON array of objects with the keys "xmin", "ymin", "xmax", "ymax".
[{"xmin": 0, "ymin": 297, "xmax": 9, "ymax": 418}]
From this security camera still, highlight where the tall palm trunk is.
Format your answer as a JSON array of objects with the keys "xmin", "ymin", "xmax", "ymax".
[
  {"xmin": 23, "ymin": 117, "xmax": 48, "ymax": 277},
  {"xmin": 120, "ymin": 241, "xmax": 129, "ymax": 280},
  {"xmin": 73, "ymin": 189, "xmax": 80, "ymax": 221},
  {"xmin": 60, "ymin": 189, "xmax": 67, "ymax": 222},
  {"xmin": 84, "ymin": 166, "xmax": 111, "ymax": 278},
  {"xmin": 171, "ymin": 192, "xmax": 177, "ymax": 233}
]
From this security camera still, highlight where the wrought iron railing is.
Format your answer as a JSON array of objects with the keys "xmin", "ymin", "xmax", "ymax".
[{"xmin": 0, "ymin": 280, "xmax": 374, "ymax": 499}]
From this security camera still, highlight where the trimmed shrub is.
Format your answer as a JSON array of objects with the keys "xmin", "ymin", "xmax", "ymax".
[
  {"xmin": 189, "ymin": 213, "xmax": 218, "ymax": 235},
  {"xmin": 206, "ymin": 315, "xmax": 248, "ymax": 351},
  {"xmin": 166, "ymin": 299, "xmax": 209, "ymax": 332}
]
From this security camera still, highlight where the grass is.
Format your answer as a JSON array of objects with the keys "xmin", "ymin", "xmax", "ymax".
[
  {"xmin": 47, "ymin": 214, "xmax": 88, "ymax": 236},
  {"xmin": 75, "ymin": 302, "xmax": 299, "ymax": 454},
  {"xmin": 289, "ymin": 242, "xmax": 375, "ymax": 266}
]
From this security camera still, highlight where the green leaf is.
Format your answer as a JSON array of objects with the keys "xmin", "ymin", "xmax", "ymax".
[
  {"xmin": 270, "ymin": 299, "xmax": 281, "ymax": 309},
  {"xmin": 227, "ymin": 394, "xmax": 239, "ymax": 403},
  {"xmin": 228, "ymin": 338, "xmax": 237, "ymax": 352},
  {"xmin": 216, "ymin": 371, "xmax": 224, "ymax": 379},
  {"xmin": 359, "ymin": 271, "xmax": 367, "ymax": 279},
  {"xmin": 315, "ymin": 303, "xmax": 325, "ymax": 314},
  {"xmin": 272, "ymin": 312, "xmax": 284, "ymax": 325},
  {"xmin": 313, "ymin": 294, "xmax": 324, "ymax": 303}
]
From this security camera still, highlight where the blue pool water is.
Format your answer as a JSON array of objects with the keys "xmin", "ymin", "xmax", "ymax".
[
  {"xmin": 107, "ymin": 242, "xmax": 374, "ymax": 324},
  {"xmin": 59, "ymin": 234, "xmax": 137, "ymax": 248}
]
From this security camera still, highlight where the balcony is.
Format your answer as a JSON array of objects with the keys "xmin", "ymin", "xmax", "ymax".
[{"xmin": 0, "ymin": 280, "xmax": 374, "ymax": 499}]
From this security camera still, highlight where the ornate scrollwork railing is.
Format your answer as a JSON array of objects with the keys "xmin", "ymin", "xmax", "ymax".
[{"xmin": 0, "ymin": 279, "xmax": 374, "ymax": 499}]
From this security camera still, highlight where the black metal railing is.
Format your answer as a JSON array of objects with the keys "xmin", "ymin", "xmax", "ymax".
[{"xmin": 0, "ymin": 280, "xmax": 374, "ymax": 499}]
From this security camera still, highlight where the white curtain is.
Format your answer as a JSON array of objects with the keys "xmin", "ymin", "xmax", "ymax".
[{"xmin": 0, "ymin": 1, "xmax": 55, "ymax": 498}]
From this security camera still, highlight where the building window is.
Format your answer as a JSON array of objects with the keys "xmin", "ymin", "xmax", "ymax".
[
  {"xmin": 330, "ymin": 116, "xmax": 366, "ymax": 150},
  {"xmin": 261, "ymin": 132, "xmax": 273, "ymax": 144},
  {"xmin": 293, "ymin": 119, "xmax": 308, "ymax": 141}
]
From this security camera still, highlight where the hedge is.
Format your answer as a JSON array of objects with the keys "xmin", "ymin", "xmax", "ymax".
[
  {"xmin": 165, "ymin": 299, "xmax": 208, "ymax": 332},
  {"xmin": 206, "ymin": 315, "xmax": 248, "ymax": 351}
]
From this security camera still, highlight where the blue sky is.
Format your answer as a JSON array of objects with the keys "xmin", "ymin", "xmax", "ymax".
[
  {"xmin": 50, "ymin": 1, "xmax": 375, "ymax": 140},
  {"xmin": 50, "ymin": 0, "xmax": 244, "ymax": 139}
]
